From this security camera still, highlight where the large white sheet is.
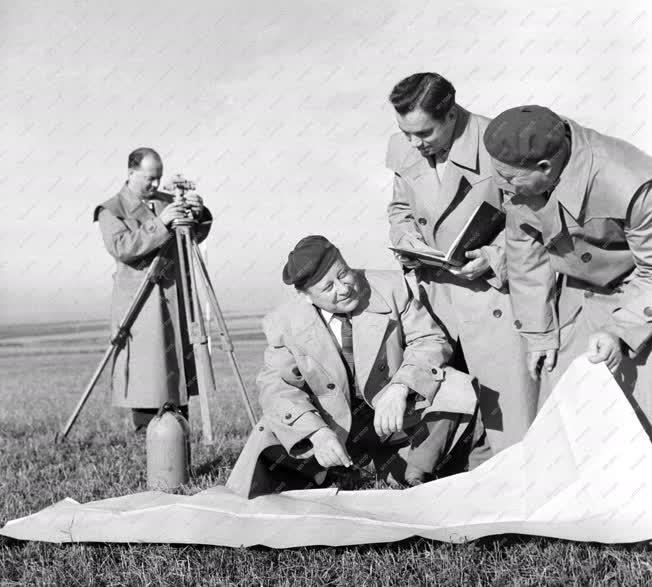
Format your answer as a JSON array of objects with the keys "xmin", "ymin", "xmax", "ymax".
[{"xmin": 3, "ymin": 356, "xmax": 652, "ymax": 547}]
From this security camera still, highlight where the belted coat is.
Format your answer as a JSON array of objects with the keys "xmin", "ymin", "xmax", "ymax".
[{"xmin": 386, "ymin": 107, "xmax": 538, "ymax": 452}]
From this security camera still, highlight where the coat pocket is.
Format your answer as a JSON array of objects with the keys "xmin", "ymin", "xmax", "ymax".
[{"xmin": 292, "ymin": 353, "xmax": 340, "ymax": 397}]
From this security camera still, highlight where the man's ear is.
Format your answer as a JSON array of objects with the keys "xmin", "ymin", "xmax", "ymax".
[{"xmin": 297, "ymin": 289, "xmax": 312, "ymax": 303}]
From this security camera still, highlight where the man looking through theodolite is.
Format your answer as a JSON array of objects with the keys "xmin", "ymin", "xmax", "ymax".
[{"xmin": 93, "ymin": 147, "xmax": 212, "ymax": 432}]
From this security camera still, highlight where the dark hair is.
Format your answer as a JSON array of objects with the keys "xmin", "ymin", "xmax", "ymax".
[
  {"xmin": 389, "ymin": 73, "xmax": 456, "ymax": 121},
  {"xmin": 128, "ymin": 147, "xmax": 162, "ymax": 170}
]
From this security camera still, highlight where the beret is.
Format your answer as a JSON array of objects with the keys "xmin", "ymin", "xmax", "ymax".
[
  {"xmin": 282, "ymin": 235, "xmax": 340, "ymax": 289},
  {"xmin": 483, "ymin": 105, "xmax": 566, "ymax": 167}
]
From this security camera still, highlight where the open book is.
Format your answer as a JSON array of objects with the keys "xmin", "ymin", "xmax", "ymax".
[{"xmin": 389, "ymin": 201, "xmax": 506, "ymax": 268}]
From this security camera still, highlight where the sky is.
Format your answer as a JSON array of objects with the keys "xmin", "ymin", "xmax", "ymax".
[{"xmin": 1, "ymin": 0, "xmax": 651, "ymax": 324}]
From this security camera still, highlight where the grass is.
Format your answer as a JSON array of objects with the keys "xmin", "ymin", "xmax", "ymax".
[{"xmin": 2, "ymin": 336, "xmax": 652, "ymax": 585}]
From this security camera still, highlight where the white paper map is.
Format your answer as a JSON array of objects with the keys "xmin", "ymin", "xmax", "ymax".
[{"xmin": 2, "ymin": 356, "xmax": 652, "ymax": 547}]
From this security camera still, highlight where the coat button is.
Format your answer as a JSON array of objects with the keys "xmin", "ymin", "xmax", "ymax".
[
  {"xmin": 584, "ymin": 291, "xmax": 594, "ymax": 299},
  {"xmin": 326, "ymin": 383, "xmax": 335, "ymax": 390},
  {"xmin": 431, "ymin": 367, "xmax": 438, "ymax": 374},
  {"xmin": 644, "ymin": 307, "xmax": 652, "ymax": 317},
  {"xmin": 493, "ymin": 309, "xmax": 502, "ymax": 318},
  {"xmin": 378, "ymin": 363, "xmax": 386, "ymax": 372},
  {"xmin": 418, "ymin": 217, "xmax": 427, "ymax": 225},
  {"xmin": 284, "ymin": 413, "xmax": 292, "ymax": 420},
  {"xmin": 258, "ymin": 425, "xmax": 264, "ymax": 431},
  {"xmin": 514, "ymin": 320, "xmax": 522, "ymax": 329},
  {"xmin": 581, "ymin": 252, "xmax": 592, "ymax": 263}
]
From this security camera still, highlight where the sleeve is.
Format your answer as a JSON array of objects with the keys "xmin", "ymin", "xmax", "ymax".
[
  {"xmin": 387, "ymin": 172, "xmax": 426, "ymax": 248},
  {"xmin": 481, "ymin": 229, "xmax": 508, "ymax": 290},
  {"xmin": 194, "ymin": 206, "xmax": 213, "ymax": 244},
  {"xmin": 388, "ymin": 279, "xmax": 452, "ymax": 404},
  {"xmin": 256, "ymin": 314, "xmax": 328, "ymax": 456},
  {"xmin": 97, "ymin": 207, "xmax": 171, "ymax": 263},
  {"xmin": 606, "ymin": 180, "xmax": 652, "ymax": 355},
  {"xmin": 504, "ymin": 202, "xmax": 560, "ymax": 352}
]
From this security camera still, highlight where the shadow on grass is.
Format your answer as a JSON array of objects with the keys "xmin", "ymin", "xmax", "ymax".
[{"xmin": 3, "ymin": 532, "xmax": 651, "ymax": 554}]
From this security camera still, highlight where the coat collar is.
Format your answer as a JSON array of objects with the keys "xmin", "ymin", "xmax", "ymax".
[
  {"xmin": 119, "ymin": 183, "xmax": 146, "ymax": 213},
  {"xmin": 396, "ymin": 108, "xmax": 490, "ymax": 231},
  {"xmin": 396, "ymin": 106, "xmax": 488, "ymax": 182},
  {"xmin": 118, "ymin": 184, "xmax": 170, "ymax": 217},
  {"xmin": 288, "ymin": 271, "xmax": 392, "ymax": 400},
  {"xmin": 550, "ymin": 117, "xmax": 593, "ymax": 221},
  {"xmin": 447, "ymin": 107, "xmax": 481, "ymax": 173}
]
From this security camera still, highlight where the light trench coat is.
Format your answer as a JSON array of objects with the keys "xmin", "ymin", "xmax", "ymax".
[
  {"xmin": 503, "ymin": 117, "xmax": 652, "ymax": 433},
  {"xmin": 94, "ymin": 185, "xmax": 212, "ymax": 409},
  {"xmin": 386, "ymin": 107, "xmax": 538, "ymax": 453},
  {"xmin": 226, "ymin": 270, "xmax": 480, "ymax": 497}
]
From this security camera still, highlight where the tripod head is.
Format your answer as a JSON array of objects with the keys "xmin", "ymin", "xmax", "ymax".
[
  {"xmin": 164, "ymin": 173, "xmax": 196, "ymax": 195},
  {"xmin": 164, "ymin": 174, "xmax": 197, "ymax": 227}
]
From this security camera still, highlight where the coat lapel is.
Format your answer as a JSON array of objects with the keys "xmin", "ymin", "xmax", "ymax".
[
  {"xmin": 290, "ymin": 299, "xmax": 349, "ymax": 394},
  {"xmin": 119, "ymin": 184, "xmax": 157, "ymax": 223},
  {"xmin": 351, "ymin": 275, "xmax": 392, "ymax": 395},
  {"xmin": 548, "ymin": 117, "xmax": 593, "ymax": 223},
  {"xmin": 527, "ymin": 118, "xmax": 592, "ymax": 246},
  {"xmin": 398, "ymin": 108, "xmax": 492, "ymax": 237}
]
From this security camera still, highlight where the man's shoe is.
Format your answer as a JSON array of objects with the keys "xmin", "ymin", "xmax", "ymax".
[
  {"xmin": 386, "ymin": 472, "xmax": 406, "ymax": 489},
  {"xmin": 404, "ymin": 465, "xmax": 426, "ymax": 487}
]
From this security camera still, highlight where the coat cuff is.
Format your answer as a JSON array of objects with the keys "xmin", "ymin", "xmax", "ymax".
[
  {"xmin": 271, "ymin": 409, "xmax": 327, "ymax": 457},
  {"xmin": 603, "ymin": 323, "xmax": 652, "ymax": 358},
  {"xmin": 481, "ymin": 244, "xmax": 507, "ymax": 289},
  {"xmin": 520, "ymin": 330, "xmax": 560, "ymax": 352},
  {"xmin": 416, "ymin": 367, "xmax": 478, "ymax": 416},
  {"xmin": 609, "ymin": 299, "xmax": 652, "ymax": 356},
  {"xmin": 391, "ymin": 364, "xmax": 445, "ymax": 404},
  {"xmin": 395, "ymin": 231, "xmax": 426, "ymax": 247}
]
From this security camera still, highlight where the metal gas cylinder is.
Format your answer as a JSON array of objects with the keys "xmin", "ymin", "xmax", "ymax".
[{"xmin": 146, "ymin": 402, "xmax": 191, "ymax": 491}]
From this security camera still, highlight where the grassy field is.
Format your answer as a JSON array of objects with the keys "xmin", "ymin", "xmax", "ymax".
[{"xmin": 2, "ymin": 321, "xmax": 652, "ymax": 586}]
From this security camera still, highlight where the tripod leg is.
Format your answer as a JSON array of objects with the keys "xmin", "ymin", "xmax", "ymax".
[
  {"xmin": 58, "ymin": 244, "xmax": 170, "ymax": 440},
  {"xmin": 176, "ymin": 227, "xmax": 215, "ymax": 444},
  {"xmin": 57, "ymin": 346, "xmax": 115, "ymax": 442},
  {"xmin": 188, "ymin": 304, "xmax": 216, "ymax": 446},
  {"xmin": 191, "ymin": 240, "xmax": 258, "ymax": 427}
]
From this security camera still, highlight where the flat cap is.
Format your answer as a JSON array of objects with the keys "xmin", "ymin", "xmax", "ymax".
[
  {"xmin": 483, "ymin": 105, "xmax": 566, "ymax": 167},
  {"xmin": 282, "ymin": 235, "xmax": 340, "ymax": 289}
]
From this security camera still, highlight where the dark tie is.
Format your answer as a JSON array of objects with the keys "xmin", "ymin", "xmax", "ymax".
[
  {"xmin": 146, "ymin": 199, "xmax": 156, "ymax": 213},
  {"xmin": 333, "ymin": 314, "xmax": 359, "ymax": 398}
]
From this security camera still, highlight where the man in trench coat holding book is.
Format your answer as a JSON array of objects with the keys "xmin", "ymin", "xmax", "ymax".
[{"xmin": 385, "ymin": 73, "xmax": 538, "ymax": 454}]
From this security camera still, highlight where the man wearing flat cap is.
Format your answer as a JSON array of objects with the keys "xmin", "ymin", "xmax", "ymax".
[
  {"xmin": 227, "ymin": 236, "xmax": 490, "ymax": 498},
  {"xmin": 483, "ymin": 105, "xmax": 652, "ymax": 434}
]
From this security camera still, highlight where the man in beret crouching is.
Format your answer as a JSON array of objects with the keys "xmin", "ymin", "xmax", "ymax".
[{"xmin": 227, "ymin": 236, "xmax": 491, "ymax": 498}]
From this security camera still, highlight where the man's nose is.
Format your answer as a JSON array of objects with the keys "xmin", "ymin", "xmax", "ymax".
[
  {"xmin": 151, "ymin": 179, "xmax": 160, "ymax": 188},
  {"xmin": 409, "ymin": 135, "xmax": 423, "ymax": 148},
  {"xmin": 335, "ymin": 281, "xmax": 350, "ymax": 297}
]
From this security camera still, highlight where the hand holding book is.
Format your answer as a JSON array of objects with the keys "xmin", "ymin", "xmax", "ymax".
[
  {"xmin": 447, "ymin": 248, "xmax": 492, "ymax": 280},
  {"xmin": 392, "ymin": 235, "xmax": 439, "ymax": 269},
  {"xmin": 389, "ymin": 201, "xmax": 506, "ymax": 272}
]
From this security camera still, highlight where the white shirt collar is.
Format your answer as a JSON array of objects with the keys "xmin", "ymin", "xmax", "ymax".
[{"xmin": 319, "ymin": 308, "xmax": 335, "ymax": 325}]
